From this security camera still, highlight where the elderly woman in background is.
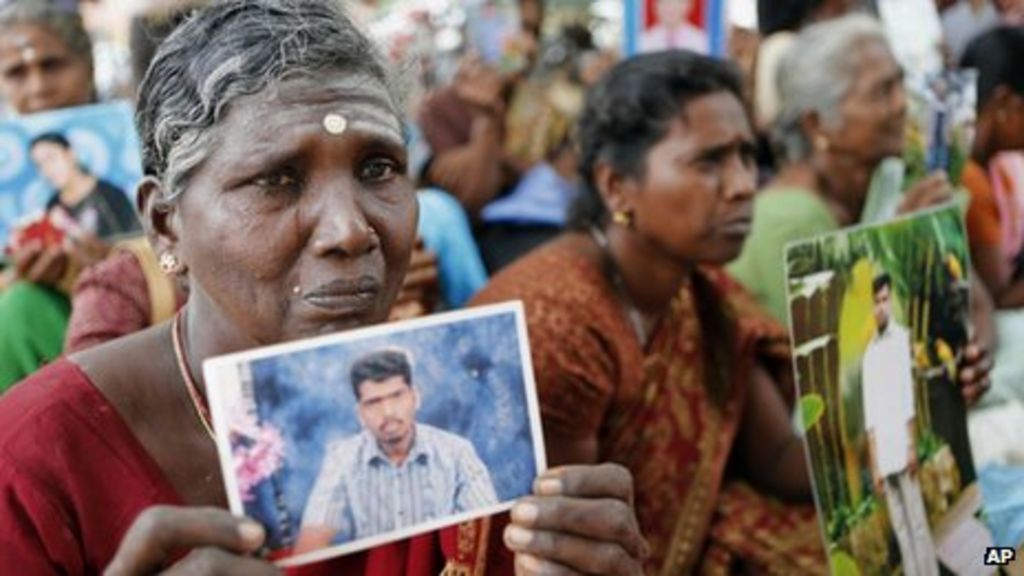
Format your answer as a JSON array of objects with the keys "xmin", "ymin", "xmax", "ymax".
[
  {"xmin": 0, "ymin": 0, "xmax": 137, "ymax": 390},
  {"xmin": 0, "ymin": 2, "xmax": 646, "ymax": 574},
  {"xmin": 474, "ymin": 51, "xmax": 827, "ymax": 575},
  {"xmin": 730, "ymin": 15, "xmax": 994, "ymax": 407}
]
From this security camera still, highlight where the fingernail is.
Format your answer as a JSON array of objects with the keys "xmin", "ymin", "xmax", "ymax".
[
  {"xmin": 238, "ymin": 521, "xmax": 265, "ymax": 546},
  {"xmin": 536, "ymin": 478, "xmax": 562, "ymax": 496},
  {"xmin": 505, "ymin": 526, "xmax": 534, "ymax": 548},
  {"xmin": 511, "ymin": 502, "xmax": 539, "ymax": 524}
]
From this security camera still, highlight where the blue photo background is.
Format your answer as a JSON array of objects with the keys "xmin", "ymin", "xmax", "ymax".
[
  {"xmin": 0, "ymin": 102, "xmax": 143, "ymax": 248},
  {"xmin": 239, "ymin": 311, "xmax": 538, "ymax": 550}
]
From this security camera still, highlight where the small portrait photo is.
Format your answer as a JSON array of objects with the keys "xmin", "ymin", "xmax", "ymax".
[
  {"xmin": 0, "ymin": 102, "xmax": 143, "ymax": 252},
  {"xmin": 626, "ymin": 0, "xmax": 726, "ymax": 56},
  {"xmin": 785, "ymin": 204, "xmax": 995, "ymax": 575},
  {"xmin": 203, "ymin": 302, "xmax": 545, "ymax": 567}
]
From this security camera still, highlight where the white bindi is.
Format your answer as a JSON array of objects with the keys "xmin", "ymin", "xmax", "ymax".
[{"xmin": 322, "ymin": 113, "xmax": 348, "ymax": 135}]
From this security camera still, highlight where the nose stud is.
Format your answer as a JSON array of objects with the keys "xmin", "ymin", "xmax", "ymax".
[{"xmin": 323, "ymin": 113, "xmax": 348, "ymax": 135}]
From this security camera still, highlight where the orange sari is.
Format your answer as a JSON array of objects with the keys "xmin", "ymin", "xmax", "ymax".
[{"xmin": 472, "ymin": 238, "xmax": 826, "ymax": 575}]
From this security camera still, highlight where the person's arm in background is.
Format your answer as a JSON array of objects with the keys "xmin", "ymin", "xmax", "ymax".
[
  {"xmin": 736, "ymin": 364, "xmax": 812, "ymax": 502},
  {"xmin": 419, "ymin": 58, "xmax": 517, "ymax": 218}
]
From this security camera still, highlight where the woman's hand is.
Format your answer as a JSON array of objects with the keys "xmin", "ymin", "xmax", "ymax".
[
  {"xmin": 897, "ymin": 172, "xmax": 955, "ymax": 215},
  {"xmin": 959, "ymin": 339, "xmax": 993, "ymax": 408},
  {"xmin": 104, "ymin": 506, "xmax": 280, "ymax": 576},
  {"xmin": 504, "ymin": 464, "xmax": 648, "ymax": 575},
  {"xmin": 65, "ymin": 230, "xmax": 111, "ymax": 269},
  {"xmin": 13, "ymin": 241, "xmax": 68, "ymax": 285}
]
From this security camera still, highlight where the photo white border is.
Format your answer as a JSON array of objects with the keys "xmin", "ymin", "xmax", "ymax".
[{"xmin": 203, "ymin": 301, "xmax": 546, "ymax": 567}]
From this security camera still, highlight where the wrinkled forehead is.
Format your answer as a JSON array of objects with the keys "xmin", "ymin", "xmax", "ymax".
[{"xmin": 224, "ymin": 73, "xmax": 403, "ymax": 142}]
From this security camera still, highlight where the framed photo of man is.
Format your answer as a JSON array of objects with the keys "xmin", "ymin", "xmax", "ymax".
[
  {"xmin": 624, "ymin": 0, "xmax": 728, "ymax": 57},
  {"xmin": 203, "ymin": 302, "xmax": 545, "ymax": 567}
]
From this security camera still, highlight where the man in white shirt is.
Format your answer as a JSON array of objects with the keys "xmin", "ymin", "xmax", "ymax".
[{"xmin": 862, "ymin": 273, "xmax": 939, "ymax": 576}]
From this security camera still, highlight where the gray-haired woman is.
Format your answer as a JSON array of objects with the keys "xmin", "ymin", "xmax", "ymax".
[
  {"xmin": 729, "ymin": 13, "xmax": 994, "ymax": 407},
  {"xmin": 0, "ymin": 1, "xmax": 647, "ymax": 574}
]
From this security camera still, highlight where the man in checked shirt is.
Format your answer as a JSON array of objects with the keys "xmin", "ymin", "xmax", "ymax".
[{"xmin": 296, "ymin": 348, "xmax": 499, "ymax": 551}]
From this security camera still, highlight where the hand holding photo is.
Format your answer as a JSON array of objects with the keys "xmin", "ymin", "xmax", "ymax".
[{"xmin": 203, "ymin": 303, "xmax": 545, "ymax": 567}]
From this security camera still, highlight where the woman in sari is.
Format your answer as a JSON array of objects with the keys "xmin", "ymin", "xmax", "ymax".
[
  {"xmin": 0, "ymin": 0, "xmax": 118, "ymax": 390},
  {"xmin": 0, "ymin": 1, "xmax": 646, "ymax": 574},
  {"xmin": 473, "ymin": 51, "xmax": 826, "ymax": 575},
  {"xmin": 728, "ymin": 14, "xmax": 994, "ymax": 402}
]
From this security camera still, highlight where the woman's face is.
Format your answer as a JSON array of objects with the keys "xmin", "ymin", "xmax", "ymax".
[
  {"xmin": 164, "ymin": 75, "xmax": 416, "ymax": 345},
  {"xmin": 624, "ymin": 91, "xmax": 758, "ymax": 266},
  {"xmin": 823, "ymin": 40, "xmax": 907, "ymax": 165},
  {"xmin": 0, "ymin": 24, "xmax": 93, "ymax": 114}
]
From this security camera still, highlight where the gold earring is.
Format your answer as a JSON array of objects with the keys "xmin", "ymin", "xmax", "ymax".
[
  {"xmin": 159, "ymin": 252, "xmax": 183, "ymax": 275},
  {"xmin": 814, "ymin": 135, "xmax": 830, "ymax": 152},
  {"xmin": 612, "ymin": 210, "xmax": 634, "ymax": 228}
]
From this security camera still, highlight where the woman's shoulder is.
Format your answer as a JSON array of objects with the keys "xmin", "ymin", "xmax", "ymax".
[
  {"xmin": 472, "ymin": 235, "xmax": 614, "ymax": 316},
  {"xmin": 0, "ymin": 360, "xmax": 100, "ymax": 454}
]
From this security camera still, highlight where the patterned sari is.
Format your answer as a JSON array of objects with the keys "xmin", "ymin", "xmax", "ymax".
[{"xmin": 472, "ymin": 237, "xmax": 826, "ymax": 575}]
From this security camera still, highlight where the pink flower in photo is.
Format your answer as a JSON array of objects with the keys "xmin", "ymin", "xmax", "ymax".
[{"xmin": 231, "ymin": 410, "xmax": 286, "ymax": 502}]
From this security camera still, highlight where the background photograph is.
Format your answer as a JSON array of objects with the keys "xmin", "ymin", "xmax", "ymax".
[
  {"xmin": 785, "ymin": 204, "xmax": 993, "ymax": 575},
  {"xmin": 0, "ymin": 102, "xmax": 142, "ymax": 250}
]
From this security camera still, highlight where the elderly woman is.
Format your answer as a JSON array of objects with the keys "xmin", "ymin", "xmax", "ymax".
[
  {"xmin": 474, "ymin": 51, "xmax": 826, "ymax": 574},
  {"xmin": 0, "ymin": 0, "xmax": 134, "ymax": 390},
  {"xmin": 0, "ymin": 2, "xmax": 645, "ymax": 575},
  {"xmin": 729, "ymin": 13, "xmax": 994, "ymax": 404}
]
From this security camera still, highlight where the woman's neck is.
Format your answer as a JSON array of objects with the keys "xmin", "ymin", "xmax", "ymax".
[
  {"xmin": 60, "ymin": 172, "xmax": 97, "ymax": 207},
  {"xmin": 777, "ymin": 153, "xmax": 876, "ymax": 227},
  {"xmin": 603, "ymin": 225, "xmax": 692, "ymax": 318},
  {"xmin": 181, "ymin": 293, "xmax": 260, "ymax": 397}
]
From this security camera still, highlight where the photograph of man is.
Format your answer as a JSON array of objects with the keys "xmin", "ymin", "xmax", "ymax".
[
  {"xmin": 639, "ymin": 0, "xmax": 710, "ymax": 54},
  {"xmin": 29, "ymin": 132, "xmax": 138, "ymax": 239},
  {"xmin": 862, "ymin": 273, "xmax": 939, "ymax": 576},
  {"xmin": 295, "ymin": 348, "xmax": 498, "ymax": 552}
]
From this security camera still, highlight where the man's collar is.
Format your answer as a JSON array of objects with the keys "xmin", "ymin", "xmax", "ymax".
[{"xmin": 363, "ymin": 424, "xmax": 428, "ymax": 467}]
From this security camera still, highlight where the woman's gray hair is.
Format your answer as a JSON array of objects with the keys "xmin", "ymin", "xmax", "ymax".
[
  {"xmin": 136, "ymin": 0, "xmax": 400, "ymax": 202},
  {"xmin": 773, "ymin": 13, "xmax": 890, "ymax": 163},
  {"xmin": 0, "ymin": 0, "xmax": 93, "ymax": 69}
]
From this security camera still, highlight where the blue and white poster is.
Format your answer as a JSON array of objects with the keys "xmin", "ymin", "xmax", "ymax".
[{"xmin": 0, "ymin": 102, "xmax": 143, "ymax": 249}]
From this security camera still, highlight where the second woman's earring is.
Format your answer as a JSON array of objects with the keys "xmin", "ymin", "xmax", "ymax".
[
  {"xmin": 612, "ymin": 210, "xmax": 634, "ymax": 228},
  {"xmin": 159, "ymin": 252, "xmax": 184, "ymax": 276}
]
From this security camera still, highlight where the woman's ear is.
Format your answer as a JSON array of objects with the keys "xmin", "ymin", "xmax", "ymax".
[
  {"xmin": 594, "ymin": 160, "xmax": 638, "ymax": 216},
  {"xmin": 799, "ymin": 109, "xmax": 830, "ymax": 154},
  {"xmin": 137, "ymin": 176, "xmax": 182, "ymax": 264}
]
